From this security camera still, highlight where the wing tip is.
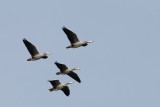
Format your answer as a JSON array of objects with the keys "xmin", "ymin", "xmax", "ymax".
[
  {"xmin": 55, "ymin": 61, "xmax": 58, "ymax": 64},
  {"xmin": 66, "ymin": 94, "xmax": 69, "ymax": 96},
  {"xmin": 48, "ymin": 80, "xmax": 51, "ymax": 83},
  {"xmin": 78, "ymin": 80, "xmax": 81, "ymax": 83},
  {"xmin": 62, "ymin": 26, "xmax": 66, "ymax": 30},
  {"xmin": 23, "ymin": 37, "xmax": 27, "ymax": 41},
  {"xmin": 76, "ymin": 78, "xmax": 81, "ymax": 83},
  {"xmin": 48, "ymin": 79, "xmax": 59, "ymax": 83}
]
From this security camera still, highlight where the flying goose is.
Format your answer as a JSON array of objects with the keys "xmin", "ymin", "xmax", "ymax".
[
  {"xmin": 55, "ymin": 61, "xmax": 81, "ymax": 83},
  {"xmin": 48, "ymin": 80, "xmax": 74, "ymax": 96},
  {"xmin": 23, "ymin": 38, "xmax": 51, "ymax": 61},
  {"xmin": 62, "ymin": 26, "xmax": 93, "ymax": 49}
]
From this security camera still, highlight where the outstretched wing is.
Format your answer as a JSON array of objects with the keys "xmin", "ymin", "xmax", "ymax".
[
  {"xmin": 67, "ymin": 71, "xmax": 81, "ymax": 83},
  {"xmin": 62, "ymin": 26, "xmax": 80, "ymax": 44},
  {"xmin": 55, "ymin": 61, "xmax": 68, "ymax": 71},
  {"xmin": 61, "ymin": 86, "xmax": 70, "ymax": 96},
  {"xmin": 23, "ymin": 38, "xmax": 39, "ymax": 56},
  {"xmin": 49, "ymin": 80, "xmax": 61, "ymax": 87}
]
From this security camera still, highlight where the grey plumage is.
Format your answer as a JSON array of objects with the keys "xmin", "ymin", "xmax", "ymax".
[
  {"xmin": 23, "ymin": 38, "xmax": 51, "ymax": 61},
  {"xmin": 62, "ymin": 26, "xmax": 93, "ymax": 49},
  {"xmin": 48, "ymin": 80, "xmax": 73, "ymax": 96},
  {"xmin": 55, "ymin": 61, "xmax": 81, "ymax": 83}
]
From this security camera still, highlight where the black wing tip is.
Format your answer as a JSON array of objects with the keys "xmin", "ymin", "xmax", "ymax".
[
  {"xmin": 49, "ymin": 79, "xmax": 59, "ymax": 81},
  {"xmin": 66, "ymin": 94, "xmax": 69, "ymax": 96},
  {"xmin": 54, "ymin": 61, "xmax": 63, "ymax": 65},
  {"xmin": 78, "ymin": 80, "xmax": 81, "ymax": 83},
  {"xmin": 48, "ymin": 79, "xmax": 59, "ymax": 83},
  {"xmin": 76, "ymin": 78, "xmax": 81, "ymax": 83},
  {"xmin": 63, "ymin": 93, "xmax": 70, "ymax": 96},
  {"xmin": 48, "ymin": 80, "xmax": 52, "ymax": 84},
  {"xmin": 55, "ymin": 61, "xmax": 59, "ymax": 64},
  {"xmin": 62, "ymin": 26, "xmax": 66, "ymax": 30},
  {"xmin": 23, "ymin": 38, "xmax": 29, "ymax": 43},
  {"xmin": 23, "ymin": 37, "xmax": 27, "ymax": 41},
  {"xmin": 48, "ymin": 80, "xmax": 52, "ymax": 83}
]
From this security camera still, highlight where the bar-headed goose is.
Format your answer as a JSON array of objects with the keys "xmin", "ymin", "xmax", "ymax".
[
  {"xmin": 62, "ymin": 26, "xmax": 93, "ymax": 49},
  {"xmin": 48, "ymin": 80, "xmax": 74, "ymax": 96},
  {"xmin": 55, "ymin": 61, "xmax": 81, "ymax": 83},
  {"xmin": 23, "ymin": 38, "xmax": 51, "ymax": 61}
]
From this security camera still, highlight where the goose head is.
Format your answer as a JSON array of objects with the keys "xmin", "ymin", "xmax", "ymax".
[
  {"xmin": 44, "ymin": 52, "xmax": 51, "ymax": 55},
  {"xmin": 66, "ymin": 81, "xmax": 74, "ymax": 85},
  {"xmin": 87, "ymin": 40, "xmax": 94, "ymax": 43},
  {"xmin": 73, "ymin": 67, "xmax": 80, "ymax": 70}
]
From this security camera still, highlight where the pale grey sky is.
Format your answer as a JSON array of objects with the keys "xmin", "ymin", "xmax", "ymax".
[{"xmin": 0, "ymin": 0, "xmax": 160, "ymax": 107}]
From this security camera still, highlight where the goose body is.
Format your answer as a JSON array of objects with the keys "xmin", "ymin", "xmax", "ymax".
[
  {"xmin": 62, "ymin": 26, "xmax": 93, "ymax": 49},
  {"xmin": 48, "ymin": 80, "xmax": 74, "ymax": 96},
  {"xmin": 55, "ymin": 61, "xmax": 81, "ymax": 83},
  {"xmin": 23, "ymin": 38, "xmax": 51, "ymax": 61}
]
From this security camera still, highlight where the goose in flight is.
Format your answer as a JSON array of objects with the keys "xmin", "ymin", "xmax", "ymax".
[
  {"xmin": 48, "ymin": 80, "xmax": 74, "ymax": 96},
  {"xmin": 23, "ymin": 38, "xmax": 51, "ymax": 61},
  {"xmin": 62, "ymin": 26, "xmax": 93, "ymax": 49},
  {"xmin": 55, "ymin": 61, "xmax": 81, "ymax": 83}
]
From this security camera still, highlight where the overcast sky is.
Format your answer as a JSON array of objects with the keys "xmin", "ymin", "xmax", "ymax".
[{"xmin": 0, "ymin": 0, "xmax": 160, "ymax": 107}]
